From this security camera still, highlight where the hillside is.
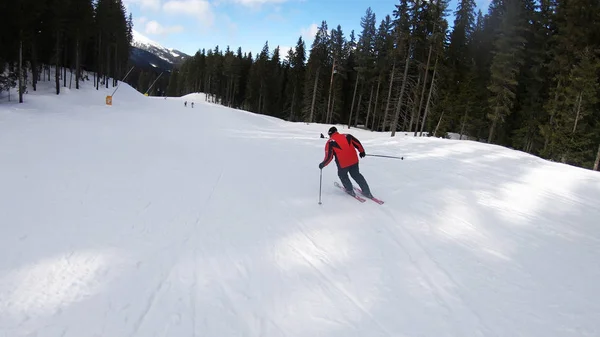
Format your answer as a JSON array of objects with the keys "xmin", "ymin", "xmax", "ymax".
[{"xmin": 1, "ymin": 78, "xmax": 600, "ymax": 337}]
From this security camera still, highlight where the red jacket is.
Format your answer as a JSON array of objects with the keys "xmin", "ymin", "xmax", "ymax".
[{"xmin": 321, "ymin": 132, "xmax": 365, "ymax": 169}]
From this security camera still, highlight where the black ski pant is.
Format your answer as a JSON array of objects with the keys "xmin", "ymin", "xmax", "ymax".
[{"xmin": 338, "ymin": 163, "xmax": 371, "ymax": 195}]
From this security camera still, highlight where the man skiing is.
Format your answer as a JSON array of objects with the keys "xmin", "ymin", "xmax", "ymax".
[{"xmin": 319, "ymin": 126, "xmax": 373, "ymax": 198}]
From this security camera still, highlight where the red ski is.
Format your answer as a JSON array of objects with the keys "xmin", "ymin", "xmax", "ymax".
[
  {"xmin": 354, "ymin": 187, "xmax": 384, "ymax": 204},
  {"xmin": 334, "ymin": 182, "xmax": 366, "ymax": 202}
]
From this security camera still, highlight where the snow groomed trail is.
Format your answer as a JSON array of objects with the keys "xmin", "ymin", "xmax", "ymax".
[{"xmin": 1, "ymin": 80, "xmax": 600, "ymax": 337}]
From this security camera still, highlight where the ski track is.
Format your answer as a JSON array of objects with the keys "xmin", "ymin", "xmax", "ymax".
[
  {"xmin": 129, "ymin": 259, "xmax": 177, "ymax": 337},
  {"xmin": 378, "ymin": 208, "xmax": 492, "ymax": 337},
  {"xmin": 292, "ymin": 241, "xmax": 396, "ymax": 337}
]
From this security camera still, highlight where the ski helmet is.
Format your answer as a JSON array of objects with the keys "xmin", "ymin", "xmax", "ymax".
[{"xmin": 328, "ymin": 126, "xmax": 337, "ymax": 136}]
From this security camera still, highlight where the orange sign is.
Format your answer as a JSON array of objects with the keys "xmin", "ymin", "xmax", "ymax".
[{"xmin": 106, "ymin": 96, "xmax": 112, "ymax": 105}]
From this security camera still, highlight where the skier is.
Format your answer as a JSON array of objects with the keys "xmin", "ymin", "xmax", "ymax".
[{"xmin": 318, "ymin": 126, "xmax": 373, "ymax": 198}]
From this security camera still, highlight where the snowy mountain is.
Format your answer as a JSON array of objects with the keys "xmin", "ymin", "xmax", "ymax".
[
  {"xmin": 131, "ymin": 29, "xmax": 190, "ymax": 65},
  {"xmin": 1, "ymin": 74, "xmax": 600, "ymax": 337}
]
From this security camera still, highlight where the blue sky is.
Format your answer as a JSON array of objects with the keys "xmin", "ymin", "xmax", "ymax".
[{"xmin": 124, "ymin": 0, "xmax": 492, "ymax": 57}]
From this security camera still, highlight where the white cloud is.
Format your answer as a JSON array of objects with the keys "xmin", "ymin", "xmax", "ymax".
[
  {"xmin": 163, "ymin": 0, "xmax": 215, "ymax": 27},
  {"xmin": 134, "ymin": 16, "xmax": 148, "ymax": 26},
  {"xmin": 266, "ymin": 13, "xmax": 286, "ymax": 23},
  {"xmin": 144, "ymin": 20, "xmax": 185, "ymax": 35},
  {"xmin": 123, "ymin": 0, "xmax": 161, "ymax": 11},
  {"xmin": 278, "ymin": 46, "xmax": 293, "ymax": 61},
  {"xmin": 231, "ymin": 0, "xmax": 287, "ymax": 5},
  {"xmin": 220, "ymin": 14, "xmax": 238, "ymax": 36},
  {"xmin": 300, "ymin": 23, "xmax": 318, "ymax": 43}
]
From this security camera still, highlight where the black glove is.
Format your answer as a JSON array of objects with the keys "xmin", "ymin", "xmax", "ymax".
[
  {"xmin": 319, "ymin": 162, "xmax": 325, "ymax": 169},
  {"xmin": 359, "ymin": 152, "xmax": 365, "ymax": 158}
]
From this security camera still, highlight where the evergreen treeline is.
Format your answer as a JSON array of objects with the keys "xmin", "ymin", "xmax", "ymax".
[
  {"xmin": 169, "ymin": 0, "xmax": 600, "ymax": 170},
  {"xmin": 0, "ymin": 0, "xmax": 133, "ymax": 101}
]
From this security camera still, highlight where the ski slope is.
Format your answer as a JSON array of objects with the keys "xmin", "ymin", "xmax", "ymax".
[{"xmin": 1, "ymin": 78, "xmax": 600, "ymax": 337}]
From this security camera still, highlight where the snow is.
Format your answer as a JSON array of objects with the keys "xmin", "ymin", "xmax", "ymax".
[
  {"xmin": 447, "ymin": 132, "xmax": 478, "ymax": 141},
  {"xmin": 157, "ymin": 54, "xmax": 171, "ymax": 62},
  {"xmin": 1, "ymin": 76, "xmax": 600, "ymax": 337},
  {"xmin": 131, "ymin": 30, "xmax": 184, "ymax": 63},
  {"xmin": 132, "ymin": 29, "xmax": 164, "ymax": 51}
]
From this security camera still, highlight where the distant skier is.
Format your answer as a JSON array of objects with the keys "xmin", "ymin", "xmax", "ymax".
[
  {"xmin": 191, "ymin": 102, "xmax": 194, "ymax": 108},
  {"xmin": 318, "ymin": 126, "xmax": 373, "ymax": 198},
  {"xmin": 184, "ymin": 101, "xmax": 187, "ymax": 107}
]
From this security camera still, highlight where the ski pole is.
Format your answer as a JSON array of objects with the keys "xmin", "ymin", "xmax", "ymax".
[
  {"xmin": 366, "ymin": 154, "xmax": 404, "ymax": 160},
  {"xmin": 318, "ymin": 168, "xmax": 323, "ymax": 205}
]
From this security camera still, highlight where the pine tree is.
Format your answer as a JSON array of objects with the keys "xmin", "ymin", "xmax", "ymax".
[
  {"xmin": 288, "ymin": 37, "xmax": 306, "ymax": 121},
  {"xmin": 486, "ymin": 0, "xmax": 526, "ymax": 143},
  {"xmin": 443, "ymin": 0, "xmax": 477, "ymax": 134},
  {"xmin": 542, "ymin": 0, "xmax": 600, "ymax": 164},
  {"xmin": 349, "ymin": 8, "xmax": 377, "ymax": 128},
  {"xmin": 510, "ymin": 0, "xmax": 551, "ymax": 153},
  {"xmin": 302, "ymin": 21, "xmax": 329, "ymax": 123}
]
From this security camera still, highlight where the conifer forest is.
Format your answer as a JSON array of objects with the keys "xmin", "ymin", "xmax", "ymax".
[
  {"xmin": 0, "ymin": 0, "xmax": 132, "ymax": 97},
  {"xmin": 1, "ymin": 0, "xmax": 599, "ymax": 170}
]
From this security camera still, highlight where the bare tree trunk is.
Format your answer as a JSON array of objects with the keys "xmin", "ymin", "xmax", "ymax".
[
  {"xmin": 459, "ymin": 106, "xmax": 469, "ymax": 140},
  {"xmin": 414, "ymin": 37, "xmax": 434, "ymax": 136},
  {"xmin": 63, "ymin": 38, "xmax": 67, "ymax": 88},
  {"xmin": 55, "ymin": 31, "xmax": 60, "ymax": 95},
  {"xmin": 75, "ymin": 37, "xmax": 80, "ymax": 89},
  {"xmin": 402, "ymin": 91, "xmax": 409, "ymax": 130},
  {"xmin": 233, "ymin": 78, "xmax": 237, "ymax": 106},
  {"xmin": 113, "ymin": 44, "xmax": 118, "ymax": 87},
  {"xmin": 19, "ymin": 38, "xmax": 23, "ymax": 103},
  {"xmin": 391, "ymin": 52, "xmax": 411, "ymax": 137},
  {"xmin": 419, "ymin": 55, "xmax": 439, "ymax": 137},
  {"xmin": 572, "ymin": 92, "xmax": 583, "ymax": 133},
  {"xmin": 331, "ymin": 94, "xmax": 336, "ymax": 122},
  {"xmin": 31, "ymin": 41, "xmax": 38, "ymax": 91},
  {"xmin": 309, "ymin": 67, "xmax": 320, "ymax": 123},
  {"xmin": 365, "ymin": 84, "xmax": 374, "ymax": 128},
  {"xmin": 226, "ymin": 78, "xmax": 231, "ymax": 106},
  {"xmin": 433, "ymin": 110, "xmax": 445, "ymax": 137},
  {"xmin": 594, "ymin": 144, "xmax": 600, "ymax": 171},
  {"xmin": 409, "ymin": 74, "xmax": 421, "ymax": 132},
  {"xmin": 367, "ymin": 76, "xmax": 381, "ymax": 130},
  {"xmin": 488, "ymin": 105, "xmax": 499, "ymax": 143},
  {"xmin": 96, "ymin": 34, "xmax": 101, "ymax": 90},
  {"xmin": 207, "ymin": 74, "xmax": 212, "ymax": 99},
  {"xmin": 258, "ymin": 84, "xmax": 263, "ymax": 113},
  {"xmin": 525, "ymin": 139, "xmax": 533, "ymax": 153},
  {"xmin": 371, "ymin": 104, "xmax": 378, "ymax": 131},
  {"xmin": 354, "ymin": 87, "xmax": 363, "ymax": 127},
  {"xmin": 382, "ymin": 61, "xmax": 396, "ymax": 132},
  {"xmin": 326, "ymin": 59, "xmax": 336, "ymax": 124},
  {"xmin": 561, "ymin": 92, "xmax": 586, "ymax": 163},
  {"xmin": 289, "ymin": 87, "xmax": 296, "ymax": 121},
  {"xmin": 544, "ymin": 79, "xmax": 561, "ymax": 151},
  {"xmin": 231, "ymin": 79, "xmax": 237, "ymax": 107},
  {"xmin": 234, "ymin": 78, "xmax": 238, "ymax": 106},
  {"xmin": 348, "ymin": 71, "xmax": 359, "ymax": 128},
  {"xmin": 105, "ymin": 44, "xmax": 110, "ymax": 89}
]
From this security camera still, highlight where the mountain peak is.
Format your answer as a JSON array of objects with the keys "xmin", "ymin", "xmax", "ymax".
[
  {"xmin": 131, "ymin": 29, "xmax": 190, "ymax": 66},
  {"xmin": 132, "ymin": 29, "xmax": 164, "ymax": 50}
]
